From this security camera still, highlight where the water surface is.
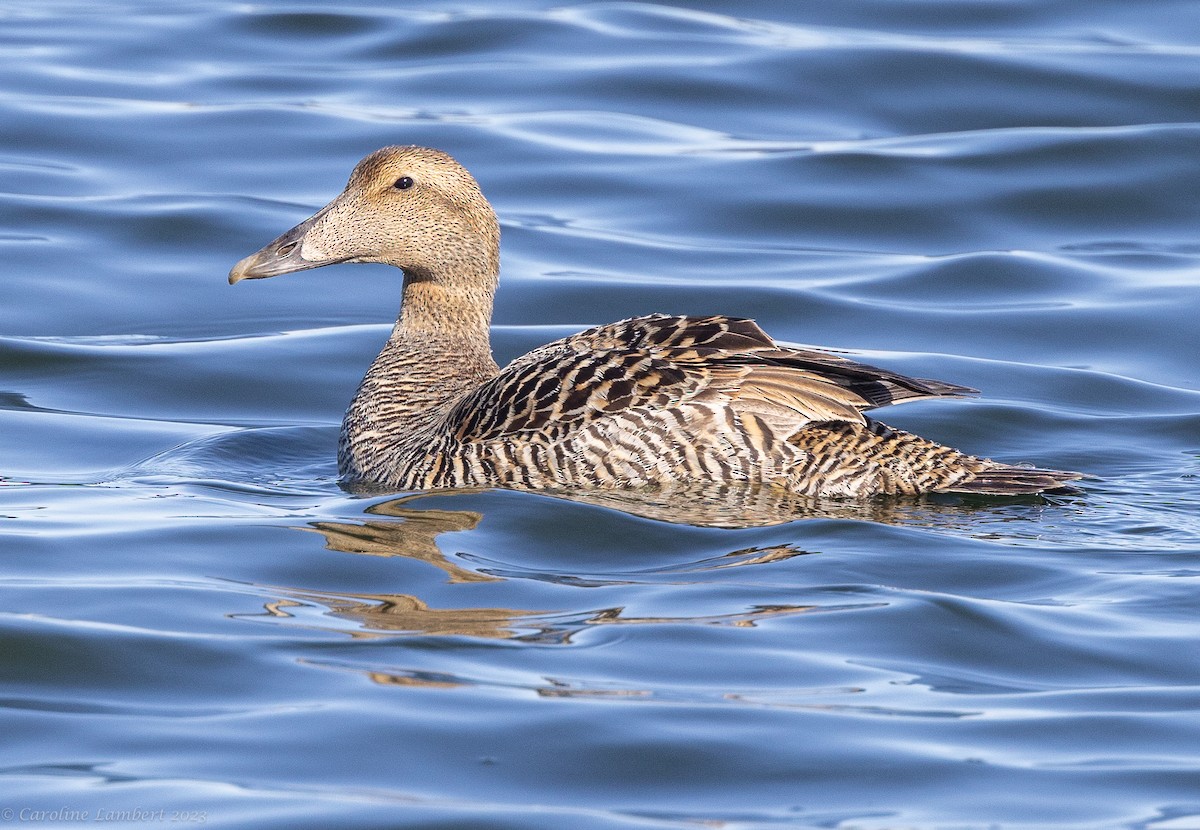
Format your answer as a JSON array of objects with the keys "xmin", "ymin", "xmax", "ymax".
[{"xmin": 2, "ymin": 2, "xmax": 1199, "ymax": 828}]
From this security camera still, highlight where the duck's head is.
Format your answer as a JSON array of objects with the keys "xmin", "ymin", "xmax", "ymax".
[{"xmin": 229, "ymin": 146, "xmax": 500, "ymax": 287}]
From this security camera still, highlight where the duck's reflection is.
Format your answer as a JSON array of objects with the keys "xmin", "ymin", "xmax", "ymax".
[
  {"xmin": 304, "ymin": 487, "xmax": 836, "ymax": 586},
  {"xmin": 303, "ymin": 492, "xmax": 498, "ymax": 583},
  {"xmin": 338, "ymin": 480, "xmax": 1028, "ymax": 530},
  {"xmin": 267, "ymin": 583, "xmax": 821, "ymax": 645},
  {"xmin": 538, "ymin": 481, "xmax": 1074, "ymax": 531},
  {"xmin": 264, "ymin": 590, "xmax": 546, "ymax": 640},
  {"xmin": 259, "ymin": 485, "xmax": 1070, "ymax": 650}
]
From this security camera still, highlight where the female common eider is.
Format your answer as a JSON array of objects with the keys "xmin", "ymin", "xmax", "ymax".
[{"xmin": 229, "ymin": 146, "xmax": 1081, "ymax": 498}]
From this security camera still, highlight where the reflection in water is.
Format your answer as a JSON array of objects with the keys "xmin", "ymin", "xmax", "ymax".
[
  {"xmin": 265, "ymin": 491, "xmax": 835, "ymax": 644},
  {"xmin": 323, "ymin": 665, "xmax": 974, "ymax": 719},
  {"xmin": 258, "ymin": 583, "xmax": 832, "ymax": 644},
  {"xmin": 263, "ymin": 591, "xmax": 546, "ymax": 640},
  {"xmin": 539, "ymin": 482, "xmax": 952, "ymax": 528},
  {"xmin": 257, "ymin": 486, "xmax": 1080, "ymax": 665},
  {"xmin": 306, "ymin": 489, "xmax": 834, "ymax": 587},
  {"xmin": 282, "ymin": 491, "xmax": 832, "ymax": 647},
  {"xmin": 305, "ymin": 492, "xmax": 498, "ymax": 583},
  {"xmin": 334, "ymin": 482, "xmax": 1079, "ymax": 537},
  {"xmin": 341, "ymin": 479, "xmax": 1031, "ymax": 529},
  {"xmin": 543, "ymin": 482, "xmax": 1086, "ymax": 548}
]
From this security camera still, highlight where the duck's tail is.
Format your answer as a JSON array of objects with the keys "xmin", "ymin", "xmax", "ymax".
[
  {"xmin": 786, "ymin": 420, "xmax": 1084, "ymax": 497},
  {"xmin": 943, "ymin": 464, "xmax": 1084, "ymax": 495}
]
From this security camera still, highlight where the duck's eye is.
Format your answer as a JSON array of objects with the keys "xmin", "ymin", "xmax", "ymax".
[{"xmin": 393, "ymin": 176, "xmax": 414, "ymax": 190}]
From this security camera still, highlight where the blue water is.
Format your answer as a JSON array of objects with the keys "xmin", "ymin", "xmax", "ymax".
[{"xmin": 3, "ymin": 2, "xmax": 1199, "ymax": 828}]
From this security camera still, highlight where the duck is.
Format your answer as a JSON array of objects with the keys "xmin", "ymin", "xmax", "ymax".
[{"xmin": 229, "ymin": 146, "xmax": 1081, "ymax": 499}]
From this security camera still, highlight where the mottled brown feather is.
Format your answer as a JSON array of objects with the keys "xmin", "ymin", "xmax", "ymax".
[{"xmin": 445, "ymin": 314, "xmax": 976, "ymax": 443}]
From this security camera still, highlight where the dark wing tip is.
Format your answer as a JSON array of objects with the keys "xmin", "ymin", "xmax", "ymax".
[{"xmin": 947, "ymin": 466, "xmax": 1086, "ymax": 495}]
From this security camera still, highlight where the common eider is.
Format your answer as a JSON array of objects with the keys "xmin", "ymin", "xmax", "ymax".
[{"xmin": 229, "ymin": 146, "xmax": 1081, "ymax": 498}]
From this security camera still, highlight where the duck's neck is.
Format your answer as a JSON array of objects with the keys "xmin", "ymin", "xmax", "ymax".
[
  {"xmin": 339, "ymin": 275, "xmax": 500, "ymax": 477},
  {"xmin": 393, "ymin": 224, "xmax": 500, "ymax": 361},
  {"xmin": 397, "ymin": 279, "xmax": 494, "ymax": 352}
]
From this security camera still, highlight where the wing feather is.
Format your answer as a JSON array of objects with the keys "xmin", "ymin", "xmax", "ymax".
[{"xmin": 443, "ymin": 315, "xmax": 974, "ymax": 442}]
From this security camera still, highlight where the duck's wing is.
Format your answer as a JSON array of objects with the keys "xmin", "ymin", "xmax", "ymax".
[{"xmin": 444, "ymin": 315, "xmax": 975, "ymax": 442}]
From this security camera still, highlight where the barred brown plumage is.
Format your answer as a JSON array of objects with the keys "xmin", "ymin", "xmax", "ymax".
[{"xmin": 229, "ymin": 146, "xmax": 1083, "ymax": 499}]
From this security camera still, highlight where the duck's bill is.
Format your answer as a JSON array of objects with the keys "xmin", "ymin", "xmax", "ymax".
[{"xmin": 228, "ymin": 209, "xmax": 345, "ymax": 284}]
